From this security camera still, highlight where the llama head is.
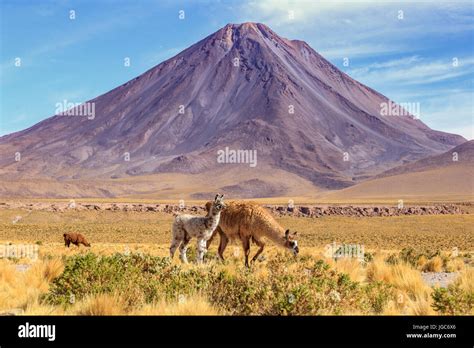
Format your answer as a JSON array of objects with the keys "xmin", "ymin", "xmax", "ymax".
[
  {"xmin": 284, "ymin": 229, "xmax": 299, "ymax": 255},
  {"xmin": 212, "ymin": 193, "xmax": 226, "ymax": 212}
]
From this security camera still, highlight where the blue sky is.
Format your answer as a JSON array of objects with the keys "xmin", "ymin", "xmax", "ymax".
[{"xmin": 1, "ymin": 0, "xmax": 473, "ymax": 139}]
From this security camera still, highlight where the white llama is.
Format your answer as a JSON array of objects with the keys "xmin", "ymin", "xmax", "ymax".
[{"xmin": 170, "ymin": 194, "xmax": 225, "ymax": 263}]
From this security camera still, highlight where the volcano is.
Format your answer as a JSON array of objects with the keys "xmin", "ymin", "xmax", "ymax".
[{"xmin": 0, "ymin": 23, "xmax": 466, "ymax": 198}]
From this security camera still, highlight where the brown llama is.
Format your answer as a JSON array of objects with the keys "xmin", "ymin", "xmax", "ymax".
[
  {"xmin": 63, "ymin": 232, "xmax": 91, "ymax": 247},
  {"xmin": 205, "ymin": 201, "xmax": 299, "ymax": 267}
]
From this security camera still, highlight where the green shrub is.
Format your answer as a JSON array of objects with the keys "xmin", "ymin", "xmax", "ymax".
[
  {"xmin": 432, "ymin": 285, "xmax": 473, "ymax": 315},
  {"xmin": 363, "ymin": 281, "xmax": 393, "ymax": 314},
  {"xmin": 385, "ymin": 254, "xmax": 399, "ymax": 265},
  {"xmin": 386, "ymin": 248, "xmax": 445, "ymax": 270},
  {"xmin": 44, "ymin": 251, "xmax": 395, "ymax": 315},
  {"xmin": 363, "ymin": 252, "xmax": 374, "ymax": 264},
  {"xmin": 44, "ymin": 253, "xmax": 172, "ymax": 306},
  {"xmin": 399, "ymin": 247, "xmax": 420, "ymax": 266}
]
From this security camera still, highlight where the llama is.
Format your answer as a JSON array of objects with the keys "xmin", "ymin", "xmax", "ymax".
[
  {"xmin": 63, "ymin": 232, "xmax": 91, "ymax": 247},
  {"xmin": 170, "ymin": 194, "xmax": 225, "ymax": 263},
  {"xmin": 205, "ymin": 201, "xmax": 299, "ymax": 267}
]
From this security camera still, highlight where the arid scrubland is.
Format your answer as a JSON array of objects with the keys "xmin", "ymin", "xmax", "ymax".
[
  {"xmin": 0, "ymin": 207, "xmax": 472, "ymax": 315},
  {"xmin": 1, "ymin": 209, "xmax": 472, "ymax": 249}
]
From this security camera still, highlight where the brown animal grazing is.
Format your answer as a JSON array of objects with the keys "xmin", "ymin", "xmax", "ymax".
[
  {"xmin": 205, "ymin": 201, "xmax": 299, "ymax": 267},
  {"xmin": 63, "ymin": 233, "xmax": 91, "ymax": 247}
]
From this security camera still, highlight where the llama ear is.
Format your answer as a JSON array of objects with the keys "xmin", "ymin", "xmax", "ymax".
[
  {"xmin": 285, "ymin": 229, "xmax": 290, "ymax": 239},
  {"xmin": 214, "ymin": 194, "xmax": 219, "ymax": 201},
  {"xmin": 293, "ymin": 231, "xmax": 297, "ymax": 236}
]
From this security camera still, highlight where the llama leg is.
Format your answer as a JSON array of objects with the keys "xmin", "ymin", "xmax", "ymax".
[
  {"xmin": 169, "ymin": 236, "xmax": 181, "ymax": 259},
  {"xmin": 179, "ymin": 233, "xmax": 191, "ymax": 263},
  {"xmin": 196, "ymin": 238, "xmax": 207, "ymax": 264},
  {"xmin": 205, "ymin": 226, "xmax": 227, "ymax": 260},
  {"xmin": 241, "ymin": 236, "xmax": 251, "ymax": 267},
  {"xmin": 251, "ymin": 237, "xmax": 265, "ymax": 263},
  {"xmin": 170, "ymin": 222, "xmax": 182, "ymax": 259},
  {"xmin": 206, "ymin": 227, "xmax": 219, "ymax": 249},
  {"xmin": 218, "ymin": 230, "xmax": 229, "ymax": 261}
]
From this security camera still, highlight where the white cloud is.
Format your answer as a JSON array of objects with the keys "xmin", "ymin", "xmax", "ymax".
[
  {"xmin": 443, "ymin": 124, "xmax": 473, "ymax": 140},
  {"xmin": 239, "ymin": 0, "xmax": 474, "ymax": 58},
  {"xmin": 347, "ymin": 56, "xmax": 474, "ymax": 86},
  {"xmin": 364, "ymin": 56, "xmax": 422, "ymax": 69},
  {"xmin": 319, "ymin": 44, "xmax": 406, "ymax": 60},
  {"xmin": 243, "ymin": 0, "xmax": 387, "ymax": 24},
  {"xmin": 343, "ymin": 55, "xmax": 473, "ymax": 139},
  {"xmin": 419, "ymin": 91, "xmax": 474, "ymax": 140},
  {"xmin": 241, "ymin": 0, "xmax": 473, "ymax": 23}
]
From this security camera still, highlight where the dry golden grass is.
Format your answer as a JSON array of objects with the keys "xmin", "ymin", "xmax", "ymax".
[
  {"xmin": 278, "ymin": 215, "xmax": 473, "ymax": 250},
  {"xmin": 129, "ymin": 296, "xmax": 219, "ymax": 315},
  {"xmin": 365, "ymin": 255, "xmax": 435, "ymax": 315},
  {"xmin": 0, "ymin": 247, "xmax": 472, "ymax": 316},
  {"xmin": 326, "ymin": 257, "xmax": 366, "ymax": 283},
  {"xmin": 0, "ymin": 261, "xmax": 21, "ymax": 310},
  {"xmin": 445, "ymin": 258, "xmax": 466, "ymax": 272},
  {"xmin": 71, "ymin": 293, "xmax": 219, "ymax": 315},
  {"xmin": 0, "ymin": 257, "xmax": 63, "ymax": 313},
  {"xmin": 0, "ymin": 201, "xmax": 472, "ymax": 316},
  {"xmin": 416, "ymin": 255, "xmax": 428, "ymax": 269},
  {"xmin": 74, "ymin": 293, "xmax": 127, "ymax": 316},
  {"xmin": 21, "ymin": 298, "xmax": 64, "ymax": 315},
  {"xmin": 422, "ymin": 256, "xmax": 444, "ymax": 273},
  {"xmin": 367, "ymin": 256, "xmax": 429, "ymax": 296},
  {"xmin": 1, "ymin": 208, "xmax": 472, "ymax": 250},
  {"xmin": 32, "ymin": 257, "xmax": 64, "ymax": 282},
  {"xmin": 0, "ymin": 254, "xmax": 221, "ymax": 315},
  {"xmin": 456, "ymin": 268, "xmax": 474, "ymax": 293}
]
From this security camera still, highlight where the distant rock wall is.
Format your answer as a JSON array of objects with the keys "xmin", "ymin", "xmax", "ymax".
[
  {"xmin": 0, "ymin": 202, "xmax": 469, "ymax": 217},
  {"xmin": 265, "ymin": 204, "xmax": 467, "ymax": 217}
]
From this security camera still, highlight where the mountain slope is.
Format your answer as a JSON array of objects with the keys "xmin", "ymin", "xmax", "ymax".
[
  {"xmin": 322, "ymin": 140, "xmax": 474, "ymax": 201},
  {"xmin": 0, "ymin": 22, "xmax": 466, "ymax": 198},
  {"xmin": 375, "ymin": 140, "xmax": 474, "ymax": 178}
]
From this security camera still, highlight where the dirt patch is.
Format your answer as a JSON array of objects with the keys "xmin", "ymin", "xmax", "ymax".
[{"xmin": 421, "ymin": 272, "xmax": 459, "ymax": 288}]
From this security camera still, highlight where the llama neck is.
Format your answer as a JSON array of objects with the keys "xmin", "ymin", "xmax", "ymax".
[
  {"xmin": 261, "ymin": 221, "xmax": 287, "ymax": 248},
  {"xmin": 205, "ymin": 207, "xmax": 221, "ymax": 230}
]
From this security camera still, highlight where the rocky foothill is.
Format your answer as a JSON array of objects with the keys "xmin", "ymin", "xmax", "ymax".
[{"xmin": 0, "ymin": 202, "xmax": 469, "ymax": 218}]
